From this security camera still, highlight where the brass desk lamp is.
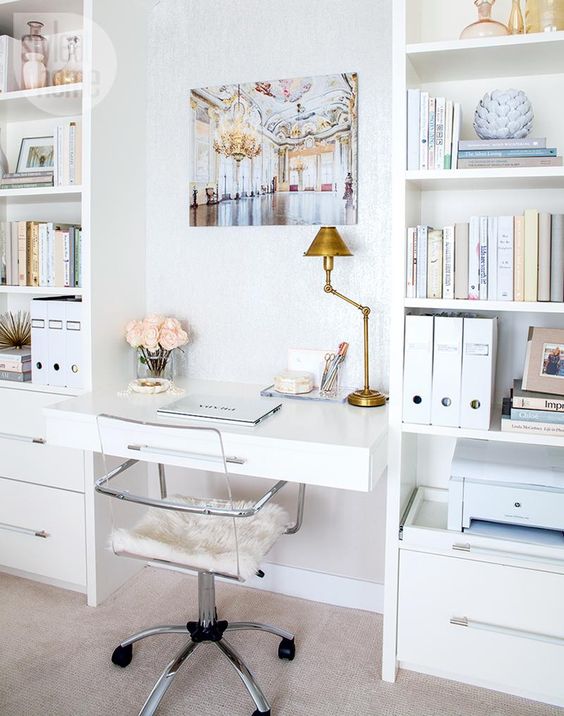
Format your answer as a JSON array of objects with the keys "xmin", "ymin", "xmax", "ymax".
[{"xmin": 304, "ymin": 226, "xmax": 386, "ymax": 408}]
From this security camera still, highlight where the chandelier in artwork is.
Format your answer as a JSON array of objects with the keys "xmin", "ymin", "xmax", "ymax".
[{"xmin": 213, "ymin": 85, "xmax": 262, "ymax": 162}]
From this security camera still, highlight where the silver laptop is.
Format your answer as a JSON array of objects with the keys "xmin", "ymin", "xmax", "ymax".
[{"xmin": 157, "ymin": 394, "xmax": 282, "ymax": 426}]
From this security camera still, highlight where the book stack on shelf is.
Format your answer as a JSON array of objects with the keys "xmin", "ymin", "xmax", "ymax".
[
  {"xmin": 0, "ymin": 171, "xmax": 54, "ymax": 190},
  {"xmin": 502, "ymin": 380, "xmax": 564, "ymax": 436},
  {"xmin": 407, "ymin": 89, "xmax": 462, "ymax": 170},
  {"xmin": 406, "ymin": 212, "xmax": 564, "ymax": 302},
  {"xmin": 458, "ymin": 137, "xmax": 562, "ymax": 169},
  {"xmin": 0, "ymin": 346, "xmax": 31, "ymax": 383},
  {"xmin": 0, "ymin": 221, "xmax": 82, "ymax": 288}
]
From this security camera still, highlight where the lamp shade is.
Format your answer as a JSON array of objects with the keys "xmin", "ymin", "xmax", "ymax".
[{"xmin": 304, "ymin": 226, "xmax": 353, "ymax": 258}]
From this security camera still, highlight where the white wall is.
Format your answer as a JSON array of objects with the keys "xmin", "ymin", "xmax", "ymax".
[{"xmin": 146, "ymin": 0, "xmax": 392, "ymax": 588}]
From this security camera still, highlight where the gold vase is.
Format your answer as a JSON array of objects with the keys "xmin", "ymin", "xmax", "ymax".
[{"xmin": 526, "ymin": 0, "xmax": 564, "ymax": 31}]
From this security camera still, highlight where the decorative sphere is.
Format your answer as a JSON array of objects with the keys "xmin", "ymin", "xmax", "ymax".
[{"xmin": 473, "ymin": 89, "xmax": 534, "ymax": 140}]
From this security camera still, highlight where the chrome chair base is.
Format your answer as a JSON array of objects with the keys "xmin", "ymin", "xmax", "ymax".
[{"xmin": 111, "ymin": 572, "xmax": 295, "ymax": 716}]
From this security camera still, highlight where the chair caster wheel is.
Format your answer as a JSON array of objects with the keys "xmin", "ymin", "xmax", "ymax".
[
  {"xmin": 252, "ymin": 711, "xmax": 270, "ymax": 716},
  {"xmin": 278, "ymin": 637, "xmax": 295, "ymax": 661},
  {"xmin": 111, "ymin": 643, "xmax": 133, "ymax": 667}
]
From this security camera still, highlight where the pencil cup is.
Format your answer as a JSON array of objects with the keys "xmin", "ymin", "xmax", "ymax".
[{"xmin": 319, "ymin": 362, "xmax": 340, "ymax": 399}]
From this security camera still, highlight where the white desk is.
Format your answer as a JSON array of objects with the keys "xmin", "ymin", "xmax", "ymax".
[{"xmin": 45, "ymin": 378, "xmax": 388, "ymax": 492}]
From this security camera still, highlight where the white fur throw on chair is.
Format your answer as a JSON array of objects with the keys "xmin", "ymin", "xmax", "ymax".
[{"xmin": 111, "ymin": 496, "xmax": 289, "ymax": 581}]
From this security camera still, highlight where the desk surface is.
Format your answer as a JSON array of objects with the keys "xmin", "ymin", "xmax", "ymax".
[{"xmin": 44, "ymin": 378, "xmax": 388, "ymax": 491}]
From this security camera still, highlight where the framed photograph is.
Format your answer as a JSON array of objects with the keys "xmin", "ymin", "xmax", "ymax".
[
  {"xmin": 16, "ymin": 136, "xmax": 55, "ymax": 174},
  {"xmin": 522, "ymin": 326, "xmax": 564, "ymax": 395}
]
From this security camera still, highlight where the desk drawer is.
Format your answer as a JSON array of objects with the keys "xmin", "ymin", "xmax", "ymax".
[
  {"xmin": 397, "ymin": 550, "xmax": 564, "ymax": 705},
  {"xmin": 0, "ymin": 476, "xmax": 86, "ymax": 587}
]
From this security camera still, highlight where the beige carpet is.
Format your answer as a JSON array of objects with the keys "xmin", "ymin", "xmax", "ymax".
[{"xmin": 0, "ymin": 569, "xmax": 560, "ymax": 716}]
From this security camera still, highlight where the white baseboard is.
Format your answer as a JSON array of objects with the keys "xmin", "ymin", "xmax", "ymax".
[
  {"xmin": 0, "ymin": 565, "xmax": 86, "ymax": 595},
  {"xmin": 241, "ymin": 562, "xmax": 384, "ymax": 613}
]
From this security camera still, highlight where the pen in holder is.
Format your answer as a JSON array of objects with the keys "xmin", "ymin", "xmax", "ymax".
[{"xmin": 320, "ymin": 342, "xmax": 348, "ymax": 398}]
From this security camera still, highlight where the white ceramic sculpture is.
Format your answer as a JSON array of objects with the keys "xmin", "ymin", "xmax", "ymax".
[{"xmin": 473, "ymin": 89, "xmax": 533, "ymax": 139}]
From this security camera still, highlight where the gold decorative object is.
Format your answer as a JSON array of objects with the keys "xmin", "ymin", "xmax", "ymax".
[
  {"xmin": 304, "ymin": 227, "xmax": 386, "ymax": 408},
  {"xmin": 54, "ymin": 36, "xmax": 83, "ymax": 85},
  {"xmin": 526, "ymin": 0, "xmax": 564, "ymax": 32},
  {"xmin": 460, "ymin": 0, "xmax": 509, "ymax": 38},
  {"xmin": 508, "ymin": 0, "xmax": 525, "ymax": 32},
  {"xmin": 213, "ymin": 85, "xmax": 262, "ymax": 163},
  {"xmin": 0, "ymin": 310, "xmax": 31, "ymax": 349}
]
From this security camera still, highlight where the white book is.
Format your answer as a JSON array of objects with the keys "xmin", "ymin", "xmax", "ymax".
[
  {"xmin": 407, "ymin": 89, "xmax": 421, "ymax": 171},
  {"xmin": 468, "ymin": 216, "xmax": 480, "ymax": 300},
  {"xmin": 406, "ymin": 226, "xmax": 416, "ymax": 298},
  {"xmin": 443, "ymin": 99, "xmax": 454, "ymax": 169},
  {"xmin": 403, "ymin": 314, "xmax": 434, "ymax": 424},
  {"xmin": 452, "ymin": 103, "xmax": 462, "ymax": 169},
  {"xmin": 442, "ymin": 225, "xmax": 455, "ymax": 299},
  {"xmin": 454, "ymin": 223, "xmax": 469, "ymax": 299},
  {"xmin": 4, "ymin": 221, "xmax": 11, "ymax": 285},
  {"xmin": 434, "ymin": 97, "xmax": 446, "ymax": 171},
  {"xmin": 419, "ymin": 91, "xmax": 429, "ymax": 170},
  {"xmin": 427, "ymin": 97, "xmax": 436, "ymax": 170},
  {"xmin": 459, "ymin": 317, "xmax": 498, "ymax": 430},
  {"xmin": 497, "ymin": 215, "xmax": 514, "ymax": 301},
  {"xmin": 487, "ymin": 216, "xmax": 498, "ymax": 301},
  {"xmin": 479, "ymin": 216, "xmax": 488, "ymax": 300},
  {"xmin": 416, "ymin": 225, "xmax": 429, "ymax": 298},
  {"xmin": 38, "ymin": 223, "xmax": 48, "ymax": 287},
  {"xmin": 431, "ymin": 316, "xmax": 464, "ymax": 427},
  {"xmin": 551, "ymin": 215, "xmax": 564, "ymax": 302}
]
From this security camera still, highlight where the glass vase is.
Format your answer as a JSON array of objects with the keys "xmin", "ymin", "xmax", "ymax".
[
  {"xmin": 460, "ymin": 0, "xmax": 510, "ymax": 38},
  {"xmin": 54, "ymin": 36, "xmax": 83, "ymax": 86},
  {"xmin": 526, "ymin": 0, "xmax": 564, "ymax": 31},
  {"xmin": 22, "ymin": 21, "xmax": 48, "ymax": 65},
  {"xmin": 136, "ymin": 347, "xmax": 175, "ymax": 381},
  {"xmin": 508, "ymin": 0, "xmax": 525, "ymax": 32}
]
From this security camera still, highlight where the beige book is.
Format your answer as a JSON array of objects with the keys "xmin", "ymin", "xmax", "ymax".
[
  {"xmin": 54, "ymin": 229, "xmax": 66, "ymax": 287},
  {"xmin": 514, "ymin": 215, "xmax": 525, "ymax": 301},
  {"xmin": 523, "ymin": 209, "xmax": 539, "ymax": 302},
  {"xmin": 30, "ymin": 221, "xmax": 40, "ymax": 287},
  {"xmin": 17, "ymin": 220, "xmax": 27, "ymax": 286},
  {"xmin": 427, "ymin": 229, "xmax": 443, "ymax": 299},
  {"xmin": 537, "ymin": 213, "xmax": 551, "ymax": 302},
  {"xmin": 454, "ymin": 222, "xmax": 469, "ymax": 299}
]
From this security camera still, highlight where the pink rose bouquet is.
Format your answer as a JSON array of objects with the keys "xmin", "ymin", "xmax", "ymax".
[{"xmin": 125, "ymin": 314, "xmax": 189, "ymax": 379}]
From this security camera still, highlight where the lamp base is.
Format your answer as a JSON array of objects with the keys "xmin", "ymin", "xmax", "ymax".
[{"xmin": 347, "ymin": 388, "xmax": 387, "ymax": 408}]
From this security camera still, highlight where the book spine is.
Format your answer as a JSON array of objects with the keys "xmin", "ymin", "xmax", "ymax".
[
  {"xmin": 406, "ymin": 226, "xmax": 416, "ymax": 297},
  {"xmin": 468, "ymin": 217, "xmax": 480, "ymax": 300},
  {"xmin": 454, "ymin": 222, "xmax": 469, "ymax": 299},
  {"xmin": 452, "ymin": 103, "xmax": 462, "ymax": 169},
  {"xmin": 0, "ymin": 370, "xmax": 31, "ymax": 382},
  {"xmin": 459, "ymin": 137, "xmax": 547, "ymax": 150},
  {"xmin": 63, "ymin": 230, "xmax": 71, "ymax": 287},
  {"xmin": 497, "ymin": 216, "xmax": 514, "ymax": 301},
  {"xmin": 457, "ymin": 156, "xmax": 562, "ymax": 168},
  {"xmin": 4, "ymin": 220, "xmax": 11, "ymax": 285},
  {"xmin": 443, "ymin": 100, "xmax": 454, "ymax": 170},
  {"xmin": 479, "ymin": 216, "xmax": 488, "ymax": 300},
  {"xmin": 434, "ymin": 97, "xmax": 445, "ymax": 171},
  {"xmin": 416, "ymin": 225, "xmax": 428, "ymax": 298},
  {"xmin": 458, "ymin": 148, "xmax": 557, "ymax": 158},
  {"xmin": 47, "ymin": 223, "xmax": 54, "ymax": 287},
  {"xmin": 512, "ymin": 394, "xmax": 564, "ymax": 411},
  {"xmin": 487, "ymin": 216, "xmax": 497, "ymax": 301},
  {"xmin": 406, "ymin": 89, "xmax": 420, "ymax": 171},
  {"xmin": 76, "ymin": 228, "xmax": 82, "ymax": 287},
  {"xmin": 0, "ymin": 221, "xmax": 5, "ymax": 285},
  {"xmin": 442, "ymin": 225, "xmax": 455, "ymax": 299},
  {"xmin": 0, "ymin": 360, "xmax": 31, "ymax": 372},
  {"xmin": 419, "ymin": 92, "xmax": 429, "ymax": 170},
  {"xmin": 0, "ymin": 36, "xmax": 7, "ymax": 93},
  {"xmin": 538, "ymin": 212, "xmax": 552, "ymax": 302},
  {"xmin": 511, "ymin": 407, "xmax": 564, "ymax": 424},
  {"xmin": 427, "ymin": 97, "xmax": 436, "ymax": 170},
  {"xmin": 426, "ymin": 229, "xmax": 443, "ymax": 298},
  {"xmin": 514, "ymin": 215, "xmax": 525, "ymax": 301},
  {"xmin": 501, "ymin": 419, "xmax": 564, "ymax": 436},
  {"xmin": 524, "ymin": 209, "xmax": 539, "ymax": 301},
  {"xmin": 30, "ymin": 222, "xmax": 40, "ymax": 286},
  {"xmin": 17, "ymin": 220, "xmax": 27, "ymax": 286},
  {"xmin": 551, "ymin": 214, "xmax": 564, "ymax": 302},
  {"xmin": 38, "ymin": 223, "xmax": 47, "ymax": 287},
  {"xmin": 69, "ymin": 122, "xmax": 76, "ymax": 184}
]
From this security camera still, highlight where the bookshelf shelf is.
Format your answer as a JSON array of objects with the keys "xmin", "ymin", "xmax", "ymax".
[
  {"xmin": 0, "ymin": 83, "xmax": 82, "ymax": 121},
  {"xmin": 0, "ymin": 185, "xmax": 82, "ymax": 199},
  {"xmin": 406, "ymin": 168, "xmax": 564, "ymax": 191},
  {"xmin": 407, "ymin": 31, "xmax": 564, "ymax": 82},
  {"xmin": 0, "ymin": 379, "xmax": 83, "ymax": 396},
  {"xmin": 0, "ymin": 286, "xmax": 83, "ymax": 295},
  {"xmin": 404, "ymin": 298, "xmax": 564, "ymax": 313}
]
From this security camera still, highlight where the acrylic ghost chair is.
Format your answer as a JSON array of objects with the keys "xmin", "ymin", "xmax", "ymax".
[{"xmin": 95, "ymin": 414, "xmax": 305, "ymax": 716}]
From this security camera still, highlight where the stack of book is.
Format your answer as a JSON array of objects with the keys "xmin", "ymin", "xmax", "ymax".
[
  {"xmin": 54, "ymin": 120, "xmax": 82, "ymax": 186},
  {"xmin": 0, "ymin": 171, "xmax": 54, "ymax": 190},
  {"xmin": 502, "ymin": 380, "xmax": 564, "ymax": 436},
  {"xmin": 457, "ymin": 137, "xmax": 562, "ymax": 169},
  {"xmin": 0, "ymin": 346, "xmax": 31, "ymax": 383},
  {"xmin": 406, "ymin": 212, "xmax": 564, "ymax": 302},
  {"xmin": 0, "ymin": 221, "xmax": 82, "ymax": 288},
  {"xmin": 406, "ymin": 89, "xmax": 462, "ymax": 170}
]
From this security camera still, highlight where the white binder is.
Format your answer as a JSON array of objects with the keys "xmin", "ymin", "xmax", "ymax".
[
  {"xmin": 47, "ymin": 300, "xmax": 67, "ymax": 387},
  {"xmin": 459, "ymin": 317, "xmax": 498, "ymax": 430},
  {"xmin": 402, "ymin": 315, "xmax": 434, "ymax": 424},
  {"xmin": 31, "ymin": 299, "xmax": 49, "ymax": 385},
  {"xmin": 431, "ymin": 316, "xmax": 463, "ymax": 427},
  {"xmin": 64, "ymin": 299, "xmax": 83, "ymax": 389}
]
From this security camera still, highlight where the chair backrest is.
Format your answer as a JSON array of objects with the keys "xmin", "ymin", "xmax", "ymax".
[{"xmin": 96, "ymin": 414, "xmax": 244, "ymax": 581}]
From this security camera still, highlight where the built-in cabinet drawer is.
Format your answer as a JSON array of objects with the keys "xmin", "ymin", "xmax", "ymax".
[
  {"xmin": 0, "ymin": 388, "xmax": 84, "ymax": 491},
  {"xmin": 397, "ymin": 550, "xmax": 564, "ymax": 706},
  {"xmin": 0, "ymin": 476, "xmax": 86, "ymax": 587}
]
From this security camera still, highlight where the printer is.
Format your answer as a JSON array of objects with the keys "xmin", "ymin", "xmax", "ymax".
[{"xmin": 447, "ymin": 439, "xmax": 564, "ymax": 533}]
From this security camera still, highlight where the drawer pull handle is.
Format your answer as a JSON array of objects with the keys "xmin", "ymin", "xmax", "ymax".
[
  {"xmin": 0, "ymin": 521, "xmax": 49, "ymax": 539},
  {"xmin": 127, "ymin": 444, "xmax": 247, "ymax": 465},
  {"xmin": 0, "ymin": 431, "xmax": 46, "ymax": 445},
  {"xmin": 452, "ymin": 542, "xmax": 564, "ymax": 567},
  {"xmin": 450, "ymin": 616, "xmax": 564, "ymax": 647}
]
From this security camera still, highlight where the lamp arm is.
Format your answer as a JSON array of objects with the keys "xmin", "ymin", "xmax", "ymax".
[{"xmin": 324, "ymin": 283, "xmax": 370, "ymax": 317}]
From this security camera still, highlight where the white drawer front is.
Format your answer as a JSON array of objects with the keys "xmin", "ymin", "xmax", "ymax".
[
  {"xmin": 0, "ymin": 477, "xmax": 86, "ymax": 587},
  {"xmin": 398, "ymin": 550, "xmax": 564, "ymax": 705}
]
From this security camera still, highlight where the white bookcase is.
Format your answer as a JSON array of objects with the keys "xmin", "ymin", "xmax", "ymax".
[
  {"xmin": 0, "ymin": 0, "xmax": 148, "ymax": 604},
  {"xmin": 385, "ymin": 0, "xmax": 564, "ymax": 707}
]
